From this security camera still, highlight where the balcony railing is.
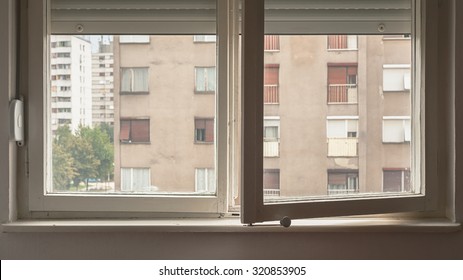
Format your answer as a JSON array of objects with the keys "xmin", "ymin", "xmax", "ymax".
[
  {"xmin": 264, "ymin": 140, "xmax": 279, "ymax": 157},
  {"xmin": 328, "ymin": 84, "xmax": 357, "ymax": 104},
  {"xmin": 263, "ymin": 189, "xmax": 280, "ymax": 196},
  {"xmin": 264, "ymin": 35, "xmax": 280, "ymax": 51},
  {"xmin": 327, "ymin": 138, "xmax": 358, "ymax": 157},
  {"xmin": 264, "ymin": 85, "xmax": 279, "ymax": 104},
  {"xmin": 327, "ymin": 35, "xmax": 358, "ymax": 50}
]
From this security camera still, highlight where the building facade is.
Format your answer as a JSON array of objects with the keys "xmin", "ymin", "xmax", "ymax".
[
  {"xmin": 112, "ymin": 34, "xmax": 412, "ymax": 200},
  {"xmin": 50, "ymin": 35, "xmax": 92, "ymax": 133}
]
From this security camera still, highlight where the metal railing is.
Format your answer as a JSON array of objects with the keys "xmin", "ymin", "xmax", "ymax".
[
  {"xmin": 328, "ymin": 84, "xmax": 357, "ymax": 104},
  {"xmin": 263, "ymin": 189, "xmax": 280, "ymax": 196},
  {"xmin": 264, "ymin": 85, "xmax": 279, "ymax": 104}
]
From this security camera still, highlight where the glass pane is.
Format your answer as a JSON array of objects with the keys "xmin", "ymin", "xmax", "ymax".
[
  {"xmin": 49, "ymin": 32, "xmax": 217, "ymax": 195},
  {"xmin": 263, "ymin": 34, "xmax": 413, "ymax": 203}
]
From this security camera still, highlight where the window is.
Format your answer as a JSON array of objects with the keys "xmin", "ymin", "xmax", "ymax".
[
  {"xmin": 263, "ymin": 169, "xmax": 280, "ymax": 197},
  {"xmin": 120, "ymin": 119, "xmax": 150, "ymax": 143},
  {"xmin": 263, "ymin": 117, "xmax": 280, "ymax": 157},
  {"xmin": 193, "ymin": 35, "xmax": 216, "ymax": 42},
  {"xmin": 195, "ymin": 118, "xmax": 214, "ymax": 143},
  {"xmin": 120, "ymin": 68, "xmax": 149, "ymax": 94},
  {"xmin": 327, "ymin": 35, "xmax": 358, "ymax": 50},
  {"xmin": 264, "ymin": 35, "xmax": 280, "ymax": 51},
  {"xmin": 24, "ymin": 0, "xmax": 444, "ymax": 224},
  {"xmin": 264, "ymin": 64, "xmax": 279, "ymax": 104},
  {"xmin": 195, "ymin": 67, "xmax": 216, "ymax": 93},
  {"xmin": 327, "ymin": 118, "xmax": 358, "ymax": 157},
  {"xmin": 327, "ymin": 170, "xmax": 359, "ymax": 195},
  {"xmin": 121, "ymin": 168, "xmax": 151, "ymax": 192},
  {"xmin": 327, "ymin": 64, "xmax": 358, "ymax": 103},
  {"xmin": 382, "ymin": 117, "xmax": 411, "ymax": 143},
  {"xmin": 119, "ymin": 35, "xmax": 150, "ymax": 44},
  {"xmin": 383, "ymin": 168, "xmax": 411, "ymax": 192},
  {"xmin": 383, "ymin": 64, "xmax": 411, "ymax": 91},
  {"xmin": 195, "ymin": 168, "xmax": 216, "ymax": 193}
]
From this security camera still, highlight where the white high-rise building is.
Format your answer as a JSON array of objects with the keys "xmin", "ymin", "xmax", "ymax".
[
  {"xmin": 50, "ymin": 35, "xmax": 92, "ymax": 133},
  {"xmin": 91, "ymin": 40, "xmax": 114, "ymax": 126}
]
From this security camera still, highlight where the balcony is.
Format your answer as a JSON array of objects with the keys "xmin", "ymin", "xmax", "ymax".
[
  {"xmin": 264, "ymin": 35, "xmax": 280, "ymax": 51},
  {"xmin": 327, "ymin": 138, "xmax": 358, "ymax": 157},
  {"xmin": 264, "ymin": 140, "xmax": 279, "ymax": 157},
  {"xmin": 263, "ymin": 189, "xmax": 280, "ymax": 197},
  {"xmin": 264, "ymin": 85, "xmax": 279, "ymax": 104},
  {"xmin": 328, "ymin": 84, "xmax": 357, "ymax": 104}
]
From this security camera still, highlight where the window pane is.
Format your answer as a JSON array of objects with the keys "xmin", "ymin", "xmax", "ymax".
[
  {"xmin": 49, "ymin": 33, "xmax": 217, "ymax": 195},
  {"xmin": 262, "ymin": 35, "xmax": 413, "ymax": 202}
]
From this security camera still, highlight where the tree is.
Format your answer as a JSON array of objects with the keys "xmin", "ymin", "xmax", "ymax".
[
  {"xmin": 52, "ymin": 125, "xmax": 76, "ymax": 190},
  {"xmin": 79, "ymin": 125, "xmax": 114, "ymax": 182},
  {"xmin": 70, "ymin": 131, "xmax": 100, "ymax": 189},
  {"xmin": 52, "ymin": 142, "xmax": 76, "ymax": 190}
]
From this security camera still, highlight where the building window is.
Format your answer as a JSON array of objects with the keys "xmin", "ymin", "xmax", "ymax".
[
  {"xmin": 327, "ymin": 170, "xmax": 359, "ymax": 195},
  {"xmin": 327, "ymin": 35, "xmax": 357, "ymax": 50},
  {"xmin": 382, "ymin": 117, "xmax": 411, "ymax": 143},
  {"xmin": 383, "ymin": 168, "xmax": 411, "ymax": 192},
  {"xmin": 119, "ymin": 35, "xmax": 150, "ymax": 43},
  {"xmin": 194, "ymin": 118, "xmax": 214, "ymax": 143},
  {"xmin": 263, "ymin": 169, "xmax": 280, "ymax": 197},
  {"xmin": 120, "ymin": 119, "xmax": 150, "ymax": 143},
  {"xmin": 195, "ymin": 168, "xmax": 216, "ymax": 193},
  {"xmin": 263, "ymin": 117, "xmax": 280, "ymax": 157},
  {"xmin": 120, "ymin": 67, "xmax": 149, "ymax": 94},
  {"xmin": 193, "ymin": 35, "xmax": 216, "ymax": 42},
  {"xmin": 121, "ymin": 168, "xmax": 151, "ymax": 192},
  {"xmin": 195, "ymin": 67, "xmax": 216, "ymax": 93},
  {"xmin": 264, "ymin": 35, "xmax": 280, "ymax": 51},
  {"xmin": 327, "ymin": 118, "xmax": 358, "ymax": 157},
  {"xmin": 264, "ymin": 64, "xmax": 279, "ymax": 104},
  {"xmin": 383, "ymin": 64, "xmax": 411, "ymax": 91},
  {"xmin": 327, "ymin": 63, "xmax": 358, "ymax": 103}
]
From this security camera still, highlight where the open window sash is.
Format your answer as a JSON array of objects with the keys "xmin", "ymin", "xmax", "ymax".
[{"xmin": 240, "ymin": 0, "xmax": 436, "ymax": 224}]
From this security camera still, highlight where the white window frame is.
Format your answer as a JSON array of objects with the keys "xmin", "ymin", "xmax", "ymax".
[
  {"xmin": 19, "ymin": 0, "xmax": 448, "ymax": 224},
  {"xmin": 240, "ymin": 0, "xmax": 438, "ymax": 224},
  {"xmin": 27, "ymin": 0, "xmax": 228, "ymax": 215}
]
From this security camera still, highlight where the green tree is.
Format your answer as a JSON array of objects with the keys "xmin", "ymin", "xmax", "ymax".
[
  {"xmin": 71, "ymin": 131, "xmax": 100, "ymax": 190},
  {"xmin": 52, "ymin": 125, "xmax": 76, "ymax": 190},
  {"xmin": 79, "ymin": 125, "xmax": 114, "ymax": 182},
  {"xmin": 52, "ymin": 142, "xmax": 76, "ymax": 190}
]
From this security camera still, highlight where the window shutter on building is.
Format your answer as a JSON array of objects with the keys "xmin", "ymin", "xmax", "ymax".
[
  {"xmin": 263, "ymin": 169, "xmax": 280, "ymax": 190},
  {"xmin": 131, "ymin": 120, "xmax": 150, "ymax": 142},
  {"xmin": 205, "ymin": 119, "xmax": 214, "ymax": 142},
  {"xmin": 119, "ymin": 120, "xmax": 130, "ymax": 141},
  {"xmin": 264, "ymin": 65, "xmax": 279, "ymax": 85}
]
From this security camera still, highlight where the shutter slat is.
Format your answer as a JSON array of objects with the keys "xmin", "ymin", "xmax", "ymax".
[{"xmin": 51, "ymin": 0, "xmax": 217, "ymax": 34}]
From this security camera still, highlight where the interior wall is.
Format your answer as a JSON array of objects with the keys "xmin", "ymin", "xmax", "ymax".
[{"xmin": 1, "ymin": 0, "xmax": 462, "ymax": 260}]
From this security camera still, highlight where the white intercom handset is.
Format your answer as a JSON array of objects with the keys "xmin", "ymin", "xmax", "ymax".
[{"xmin": 9, "ymin": 99, "xmax": 24, "ymax": 146}]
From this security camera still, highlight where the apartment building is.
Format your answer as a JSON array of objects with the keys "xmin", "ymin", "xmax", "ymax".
[
  {"xmin": 91, "ymin": 40, "xmax": 115, "ymax": 127},
  {"xmin": 112, "ymin": 34, "xmax": 411, "ymax": 199},
  {"xmin": 50, "ymin": 35, "xmax": 92, "ymax": 133}
]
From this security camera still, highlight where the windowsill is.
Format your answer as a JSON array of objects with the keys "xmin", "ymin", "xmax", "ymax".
[
  {"xmin": 1, "ymin": 217, "xmax": 460, "ymax": 233},
  {"xmin": 120, "ymin": 92, "xmax": 149, "ymax": 95}
]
